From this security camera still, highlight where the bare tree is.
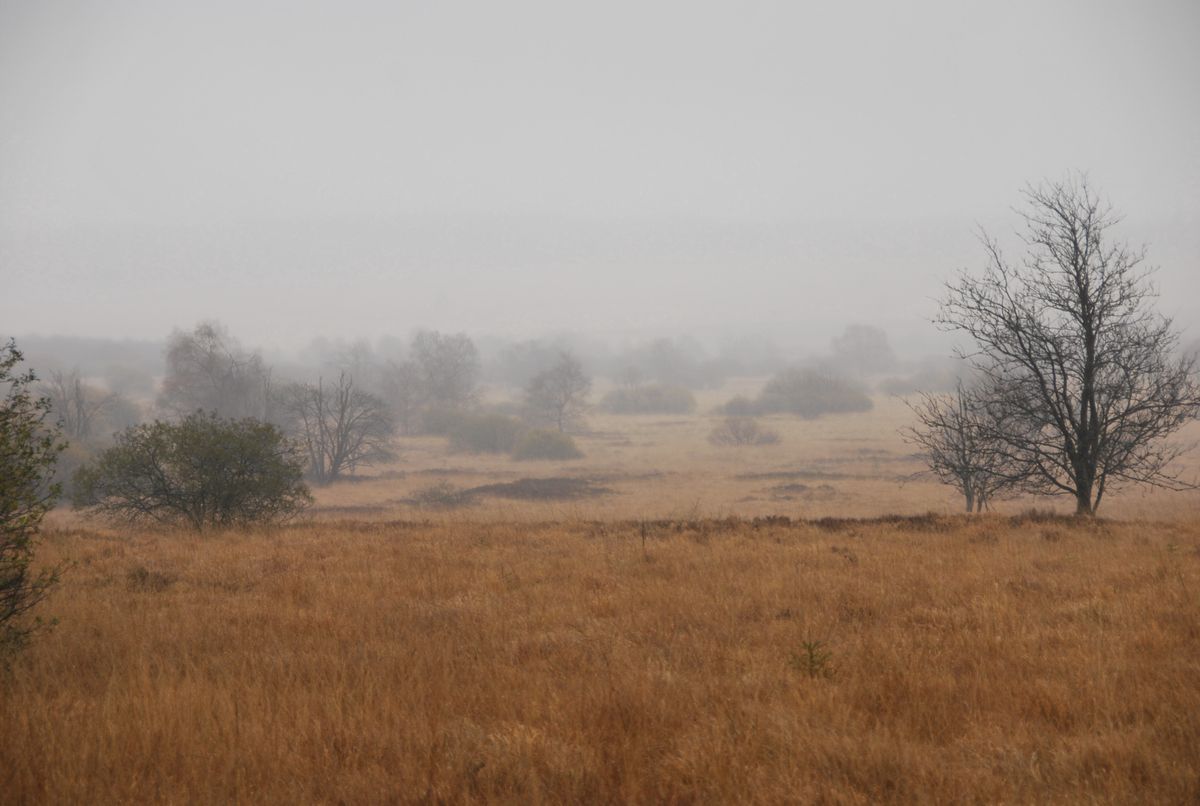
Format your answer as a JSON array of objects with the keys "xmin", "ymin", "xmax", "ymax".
[
  {"xmin": 41, "ymin": 370, "xmax": 115, "ymax": 443},
  {"xmin": 159, "ymin": 322, "xmax": 273, "ymax": 421},
  {"xmin": 938, "ymin": 175, "xmax": 1200, "ymax": 515},
  {"xmin": 411, "ymin": 331, "xmax": 481, "ymax": 412},
  {"xmin": 902, "ymin": 383, "xmax": 1022, "ymax": 512},
  {"xmin": 279, "ymin": 373, "xmax": 396, "ymax": 484},
  {"xmin": 381, "ymin": 359, "xmax": 424, "ymax": 435},
  {"xmin": 524, "ymin": 352, "xmax": 591, "ymax": 432},
  {"xmin": 831, "ymin": 324, "xmax": 896, "ymax": 376}
]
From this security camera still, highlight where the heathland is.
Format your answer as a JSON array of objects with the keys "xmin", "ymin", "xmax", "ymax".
[{"xmin": 3, "ymin": 392, "xmax": 1199, "ymax": 803}]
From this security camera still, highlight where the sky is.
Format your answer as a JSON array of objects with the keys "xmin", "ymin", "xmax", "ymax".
[{"xmin": 2, "ymin": 0, "xmax": 1198, "ymax": 355}]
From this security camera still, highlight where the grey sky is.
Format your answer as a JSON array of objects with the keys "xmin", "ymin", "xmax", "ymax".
[{"xmin": 2, "ymin": 0, "xmax": 1198, "ymax": 353}]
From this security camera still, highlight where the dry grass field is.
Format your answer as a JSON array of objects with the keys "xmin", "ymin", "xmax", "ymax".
[{"xmin": 4, "ymin": 392, "xmax": 1200, "ymax": 803}]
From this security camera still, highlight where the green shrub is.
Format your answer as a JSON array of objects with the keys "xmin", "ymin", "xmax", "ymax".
[
  {"xmin": 511, "ymin": 429, "xmax": 583, "ymax": 461},
  {"xmin": 73, "ymin": 413, "xmax": 312, "ymax": 530},
  {"xmin": 599, "ymin": 384, "xmax": 696, "ymax": 415},
  {"xmin": 446, "ymin": 413, "xmax": 526, "ymax": 453},
  {"xmin": 1, "ymin": 340, "xmax": 65, "ymax": 661}
]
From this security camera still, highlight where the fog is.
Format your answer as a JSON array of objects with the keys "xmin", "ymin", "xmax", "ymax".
[{"xmin": 2, "ymin": 0, "xmax": 1198, "ymax": 354}]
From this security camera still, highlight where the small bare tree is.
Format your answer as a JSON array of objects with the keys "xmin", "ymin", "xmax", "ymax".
[
  {"xmin": 41, "ymin": 370, "xmax": 115, "ymax": 443},
  {"xmin": 524, "ymin": 353, "xmax": 591, "ymax": 432},
  {"xmin": 279, "ymin": 373, "xmax": 396, "ymax": 484},
  {"xmin": 902, "ymin": 383, "xmax": 1021, "ymax": 512},
  {"xmin": 938, "ymin": 175, "xmax": 1200, "ymax": 515}
]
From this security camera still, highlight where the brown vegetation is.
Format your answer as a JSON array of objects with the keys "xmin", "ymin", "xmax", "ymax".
[{"xmin": 3, "ymin": 515, "xmax": 1199, "ymax": 803}]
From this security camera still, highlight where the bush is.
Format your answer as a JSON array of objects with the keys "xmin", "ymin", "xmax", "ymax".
[
  {"xmin": 408, "ymin": 481, "xmax": 475, "ymax": 510},
  {"xmin": 446, "ymin": 413, "xmax": 525, "ymax": 453},
  {"xmin": 1, "ymin": 340, "xmax": 65, "ymax": 661},
  {"xmin": 511, "ymin": 429, "xmax": 583, "ymax": 461},
  {"xmin": 708, "ymin": 417, "xmax": 781, "ymax": 446},
  {"xmin": 717, "ymin": 394, "xmax": 758, "ymax": 416},
  {"xmin": 73, "ymin": 413, "xmax": 312, "ymax": 530},
  {"xmin": 599, "ymin": 384, "xmax": 696, "ymax": 415},
  {"xmin": 755, "ymin": 368, "xmax": 873, "ymax": 418}
]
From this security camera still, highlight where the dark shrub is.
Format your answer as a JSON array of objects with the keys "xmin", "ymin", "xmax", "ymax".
[
  {"xmin": 708, "ymin": 417, "xmax": 781, "ymax": 446},
  {"xmin": 756, "ymin": 369, "xmax": 873, "ymax": 418},
  {"xmin": 446, "ymin": 413, "xmax": 526, "ymax": 453},
  {"xmin": 717, "ymin": 394, "xmax": 758, "ymax": 416},
  {"xmin": 599, "ymin": 384, "xmax": 696, "ymax": 415},
  {"xmin": 1, "ymin": 340, "xmax": 65, "ymax": 660},
  {"xmin": 511, "ymin": 429, "xmax": 583, "ymax": 460},
  {"xmin": 73, "ymin": 413, "xmax": 312, "ymax": 530},
  {"xmin": 408, "ymin": 481, "xmax": 475, "ymax": 509}
]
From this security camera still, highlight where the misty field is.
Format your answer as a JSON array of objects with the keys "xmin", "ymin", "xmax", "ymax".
[
  {"xmin": 3, "ymin": 397, "xmax": 1199, "ymax": 804},
  {"xmin": 4, "ymin": 515, "xmax": 1199, "ymax": 803}
]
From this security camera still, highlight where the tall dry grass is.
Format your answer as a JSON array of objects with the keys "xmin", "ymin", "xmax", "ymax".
[{"xmin": 3, "ymin": 515, "xmax": 1199, "ymax": 803}]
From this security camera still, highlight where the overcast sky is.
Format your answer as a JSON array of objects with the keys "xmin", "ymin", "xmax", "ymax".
[{"xmin": 2, "ymin": 0, "xmax": 1198, "ymax": 354}]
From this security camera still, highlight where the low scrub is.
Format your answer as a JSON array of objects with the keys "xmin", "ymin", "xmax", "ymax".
[
  {"xmin": 446, "ymin": 413, "xmax": 525, "ymax": 454},
  {"xmin": 722, "ymin": 368, "xmax": 872, "ymax": 419},
  {"xmin": 600, "ymin": 384, "xmax": 696, "ymax": 415},
  {"xmin": 511, "ymin": 429, "xmax": 583, "ymax": 461},
  {"xmin": 708, "ymin": 417, "xmax": 781, "ymax": 446}
]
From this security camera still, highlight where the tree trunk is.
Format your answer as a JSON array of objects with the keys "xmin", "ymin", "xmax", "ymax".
[{"xmin": 1074, "ymin": 489, "xmax": 1095, "ymax": 517}]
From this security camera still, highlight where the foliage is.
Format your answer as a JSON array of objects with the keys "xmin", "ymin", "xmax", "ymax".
[
  {"xmin": 708, "ymin": 417, "xmax": 781, "ymax": 447},
  {"xmin": 510, "ymin": 429, "xmax": 584, "ymax": 461},
  {"xmin": 447, "ymin": 413, "xmax": 526, "ymax": 454},
  {"xmin": 523, "ymin": 353, "xmax": 591, "ymax": 432},
  {"xmin": 600, "ymin": 383, "xmax": 696, "ymax": 415},
  {"xmin": 831, "ymin": 324, "xmax": 896, "ymax": 376},
  {"xmin": 754, "ymin": 368, "xmax": 873, "ymax": 418},
  {"xmin": 937, "ymin": 175, "xmax": 1200, "ymax": 515},
  {"xmin": 1, "ymin": 340, "xmax": 65, "ymax": 659},
  {"xmin": 73, "ymin": 413, "xmax": 312, "ymax": 530}
]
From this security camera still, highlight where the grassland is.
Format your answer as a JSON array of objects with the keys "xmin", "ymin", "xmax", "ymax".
[{"xmin": 4, "ymin": 392, "xmax": 1199, "ymax": 803}]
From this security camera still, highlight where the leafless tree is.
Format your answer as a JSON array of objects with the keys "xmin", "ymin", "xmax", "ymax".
[
  {"xmin": 411, "ymin": 331, "xmax": 481, "ymax": 412},
  {"xmin": 831, "ymin": 324, "xmax": 896, "ymax": 376},
  {"xmin": 40, "ymin": 370, "xmax": 115, "ymax": 443},
  {"xmin": 158, "ymin": 322, "xmax": 273, "ymax": 421},
  {"xmin": 523, "ymin": 352, "xmax": 591, "ymax": 432},
  {"xmin": 279, "ymin": 373, "xmax": 396, "ymax": 484},
  {"xmin": 381, "ymin": 359, "xmax": 424, "ymax": 435},
  {"xmin": 902, "ymin": 382, "xmax": 1022, "ymax": 512},
  {"xmin": 937, "ymin": 175, "xmax": 1200, "ymax": 515}
]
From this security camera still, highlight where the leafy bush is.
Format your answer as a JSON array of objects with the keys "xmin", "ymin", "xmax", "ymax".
[
  {"xmin": 599, "ymin": 384, "xmax": 696, "ymax": 415},
  {"xmin": 755, "ymin": 369, "xmax": 872, "ymax": 418},
  {"xmin": 446, "ymin": 413, "xmax": 525, "ymax": 453},
  {"xmin": 511, "ymin": 429, "xmax": 583, "ymax": 461},
  {"xmin": 708, "ymin": 417, "xmax": 781, "ymax": 446},
  {"xmin": 73, "ymin": 413, "xmax": 312, "ymax": 530},
  {"xmin": 1, "ymin": 340, "xmax": 65, "ymax": 661}
]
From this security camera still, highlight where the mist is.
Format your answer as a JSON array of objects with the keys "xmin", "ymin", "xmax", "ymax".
[{"xmin": 3, "ymin": 0, "xmax": 1199, "ymax": 353}]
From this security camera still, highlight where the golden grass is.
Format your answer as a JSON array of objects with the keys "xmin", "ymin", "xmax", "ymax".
[
  {"xmin": 293, "ymin": 395, "xmax": 1200, "ymax": 522},
  {"xmin": 4, "ymin": 515, "xmax": 1199, "ymax": 803}
]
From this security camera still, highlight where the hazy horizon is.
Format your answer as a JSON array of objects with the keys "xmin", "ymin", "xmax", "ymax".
[{"xmin": 3, "ymin": 1, "xmax": 1198, "ymax": 352}]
